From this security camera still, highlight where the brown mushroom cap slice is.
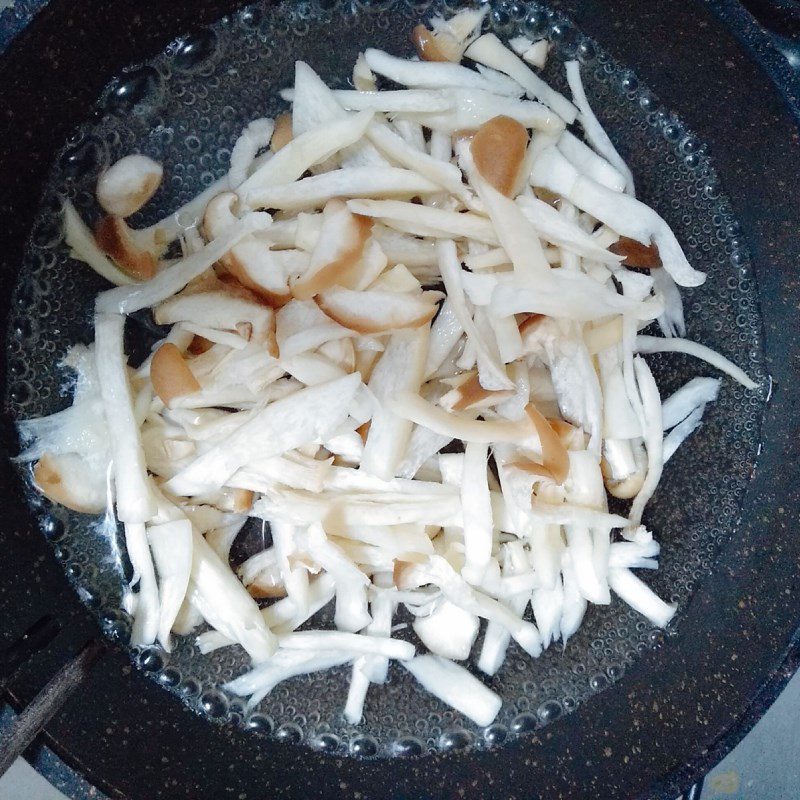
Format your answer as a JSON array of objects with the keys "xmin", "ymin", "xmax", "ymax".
[
  {"xmin": 204, "ymin": 192, "xmax": 292, "ymax": 306},
  {"xmin": 412, "ymin": 24, "xmax": 461, "ymax": 63},
  {"xmin": 95, "ymin": 216, "xmax": 157, "ymax": 280},
  {"xmin": 440, "ymin": 372, "xmax": 515, "ymax": 413},
  {"xmin": 316, "ymin": 286, "xmax": 438, "ymax": 334},
  {"xmin": 608, "ymin": 236, "xmax": 662, "ymax": 269},
  {"xmin": 525, "ymin": 402, "xmax": 570, "ymax": 485},
  {"xmin": 271, "ymin": 112, "xmax": 294, "ymax": 152},
  {"xmin": 151, "ymin": 343, "xmax": 202, "ymax": 406},
  {"xmin": 290, "ymin": 199, "xmax": 373, "ymax": 300},
  {"xmin": 470, "ymin": 115, "xmax": 530, "ymax": 197},
  {"xmin": 33, "ymin": 453, "xmax": 106, "ymax": 514},
  {"xmin": 97, "ymin": 154, "xmax": 163, "ymax": 218}
]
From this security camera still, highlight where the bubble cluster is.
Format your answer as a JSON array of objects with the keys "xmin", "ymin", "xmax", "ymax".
[{"xmin": 5, "ymin": 0, "xmax": 767, "ymax": 759}]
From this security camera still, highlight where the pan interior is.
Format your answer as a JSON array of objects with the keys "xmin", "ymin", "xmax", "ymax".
[{"xmin": 4, "ymin": 0, "xmax": 767, "ymax": 758}]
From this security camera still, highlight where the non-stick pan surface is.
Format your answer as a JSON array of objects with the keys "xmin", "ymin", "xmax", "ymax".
[{"xmin": 0, "ymin": 0, "xmax": 799, "ymax": 798}]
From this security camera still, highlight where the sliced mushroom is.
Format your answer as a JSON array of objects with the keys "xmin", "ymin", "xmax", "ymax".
[
  {"xmin": 316, "ymin": 286, "xmax": 438, "ymax": 334},
  {"xmin": 151, "ymin": 343, "xmax": 202, "ymax": 406},
  {"xmin": 412, "ymin": 24, "xmax": 461, "ymax": 63},
  {"xmin": 95, "ymin": 216, "xmax": 157, "ymax": 280},
  {"xmin": 602, "ymin": 438, "xmax": 647, "ymax": 499},
  {"xmin": 318, "ymin": 337, "xmax": 356, "ymax": 373},
  {"xmin": 525, "ymin": 402, "xmax": 570, "ymax": 484},
  {"xmin": 155, "ymin": 287, "xmax": 278, "ymax": 357},
  {"xmin": 187, "ymin": 335, "xmax": 215, "ymax": 355},
  {"xmin": 96, "ymin": 154, "xmax": 163, "ymax": 218},
  {"xmin": 233, "ymin": 488, "xmax": 255, "ymax": 514},
  {"xmin": 470, "ymin": 115, "xmax": 529, "ymax": 197},
  {"xmin": 608, "ymin": 236, "xmax": 662, "ymax": 268},
  {"xmin": 271, "ymin": 112, "xmax": 294, "ymax": 153},
  {"xmin": 33, "ymin": 453, "xmax": 106, "ymax": 514},
  {"xmin": 204, "ymin": 192, "xmax": 291, "ymax": 306},
  {"xmin": 290, "ymin": 199, "xmax": 373, "ymax": 300},
  {"xmin": 439, "ymin": 372, "xmax": 514, "ymax": 412}
]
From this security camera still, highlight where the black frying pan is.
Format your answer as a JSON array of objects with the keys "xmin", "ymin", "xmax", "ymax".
[{"xmin": 1, "ymin": 0, "xmax": 799, "ymax": 798}]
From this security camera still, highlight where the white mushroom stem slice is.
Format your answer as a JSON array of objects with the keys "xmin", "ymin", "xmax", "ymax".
[
  {"xmin": 224, "ymin": 650, "xmax": 352, "ymax": 708},
  {"xmin": 627, "ymin": 357, "xmax": 664, "ymax": 528},
  {"xmin": 528, "ymin": 39, "xmax": 551, "ymax": 69},
  {"xmin": 437, "ymin": 240, "xmax": 514, "ymax": 391},
  {"xmin": 490, "ymin": 273, "xmax": 660, "ymax": 322},
  {"xmin": 316, "ymin": 287, "xmax": 437, "ymax": 334},
  {"xmin": 460, "ymin": 143, "xmax": 550, "ymax": 279},
  {"xmin": 165, "ymin": 373, "xmax": 361, "ymax": 495},
  {"xmin": 229, "ymin": 117, "xmax": 275, "ymax": 189},
  {"xmin": 63, "ymin": 200, "xmax": 137, "ymax": 286},
  {"xmin": 404, "ymin": 89, "xmax": 563, "ymax": 135},
  {"xmin": 94, "ymin": 312, "xmax": 155, "ymax": 523},
  {"xmin": 402, "ymin": 655, "xmax": 502, "ymax": 727},
  {"xmin": 350, "ymin": 199, "xmax": 497, "ymax": 244},
  {"xmin": 530, "ymin": 147, "xmax": 705, "ymax": 287},
  {"xmin": 96, "ymin": 212, "xmax": 272, "ymax": 314},
  {"xmin": 565, "ymin": 60, "xmax": 635, "ymax": 196},
  {"xmin": 147, "ymin": 518, "xmax": 193, "ymax": 651},
  {"xmin": 661, "ymin": 377, "xmax": 721, "ymax": 430},
  {"xmin": 291, "ymin": 199, "xmax": 373, "ymax": 299},
  {"xmin": 32, "ymin": 452, "xmax": 107, "ymax": 514},
  {"xmin": 388, "ymin": 391, "xmax": 532, "ymax": 444},
  {"xmin": 663, "ymin": 404, "xmax": 707, "ymax": 463},
  {"xmin": 557, "ymin": 130, "xmax": 626, "ymax": 193},
  {"xmin": 95, "ymin": 216, "xmax": 157, "ymax": 281},
  {"xmin": 254, "ymin": 486, "xmax": 461, "ymax": 529},
  {"xmin": 244, "ymin": 168, "xmax": 441, "ymax": 213},
  {"xmin": 636, "ymin": 335, "xmax": 757, "ymax": 390},
  {"xmin": 125, "ymin": 522, "xmax": 160, "ymax": 647},
  {"xmin": 460, "ymin": 441, "xmax": 494, "ymax": 584},
  {"xmin": 97, "ymin": 154, "xmax": 163, "ymax": 218},
  {"xmin": 188, "ymin": 530, "xmax": 277, "ymax": 662},
  {"xmin": 515, "ymin": 194, "xmax": 622, "ymax": 263},
  {"xmin": 532, "ymin": 575, "xmax": 564, "ymax": 650},
  {"xmin": 237, "ymin": 111, "xmax": 374, "ymax": 197},
  {"xmin": 364, "ymin": 47, "xmax": 519, "ymax": 95},
  {"xmin": 465, "ymin": 33, "xmax": 577, "ymax": 123},
  {"xmin": 316, "ymin": 89, "xmax": 453, "ymax": 113},
  {"xmin": 361, "ymin": 326, "xmax": 429, "ymax": 480},
  {"xmin": 608, "ymin": 567, "xmax": 676, "ymax": 628},
  {"xmin": 275, "ymin": 298, "xmax": 352, "ymax": 359},
  {"xmin": 278, "ymin": 631, "xmax": 414, "ymax": 660},
  {"xmin": 367, "ymin": 121, "xmax": 471, "ymax": 200},
  {"xmin": 353, "ymin": 52, "xmax": 376, "ymax": 91},
  {"xmin": 150, "ymin": 343, "xmax": 201, "ymax": 406},
  {"xmin": 424, "ymin": 298, "xmax": 463, "ymax": 377},
  {"xmin": 412, "ymin": 601, "xmax": 479, "ymax": 661}
]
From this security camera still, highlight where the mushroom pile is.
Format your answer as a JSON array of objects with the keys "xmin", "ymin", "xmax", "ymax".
[{"xmin": 18, "ymin": 9, "xmax": 757, "ymax": 728}]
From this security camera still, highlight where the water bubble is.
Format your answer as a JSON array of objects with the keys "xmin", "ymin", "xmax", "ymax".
[
  {"xmin": 172, "ymin": 29, "xmax": 219, "ymax": 71},
  {"xmin": 275, "ymin": 723, "xmax": 302, "ymax": 743},
  {"xmin": 201, "ymin": 689, "xmax": 230, "ymax": 718},
  {"xmin": 351, "ymin": 736, "xmax": 378, "ymax": 757},
  {"xmin": 139, "ymin": 648, "xmax": 166, "ymax": 672},
  {"xmin": 105, "ymin": 67, "xmax": 162, "ymax": 114},
  {"xmin": 246, "ymin": 713, "xmax": 274, "ymax": 734}
]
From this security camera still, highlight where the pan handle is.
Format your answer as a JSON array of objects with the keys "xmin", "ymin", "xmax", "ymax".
[{"xmin": 0, "ymin": 639, "xmax": 105, "ymax": 779}]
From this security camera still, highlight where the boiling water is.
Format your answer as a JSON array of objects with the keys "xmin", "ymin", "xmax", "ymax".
[{"xmin": 5, "ymin": 0, "xmax": 767, "ymax": 758}]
